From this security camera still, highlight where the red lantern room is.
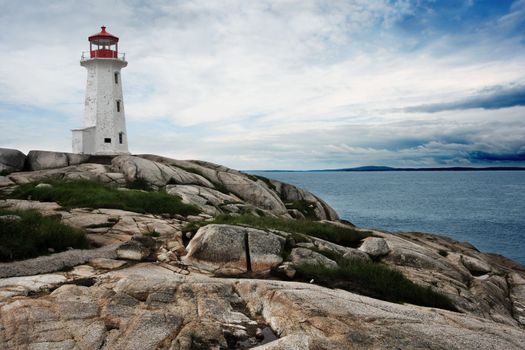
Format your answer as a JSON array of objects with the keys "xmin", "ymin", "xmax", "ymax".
[{"xmin": 88, "ymin": 26, "xmax": 119, "ymax": 59}]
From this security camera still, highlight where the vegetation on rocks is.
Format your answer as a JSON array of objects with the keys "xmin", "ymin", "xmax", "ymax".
[
  {"xmin": 296, "ymin": 254, "xmax": 457, "ymax": 311},
  {"xmin": 183, "ymin": 214, "xmax": 371, "ymax": 246},
  {"xmin": 127, "ymin": 177, "xmax": 152, "ymax": 191},
  {"xmin": 8, "ymin": 180, "xmax": 200, "ymax": 216},
  {"xmin": 0, "ymin": 209, "xmax": 88, "ymax": 261}
]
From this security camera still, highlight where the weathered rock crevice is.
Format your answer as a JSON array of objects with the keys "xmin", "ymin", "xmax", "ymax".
[{"xmin": 244, "ymin": 230, "xmax": 252, "ymax": 273}]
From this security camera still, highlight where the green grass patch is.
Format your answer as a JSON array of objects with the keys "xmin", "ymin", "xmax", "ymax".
[
  {"xmin": 8, "ymin": 180, "xmax": 200, "ymax": 217},
  {"xmin": 186, "ymin": 214, "xmax": 370, "ymax": 247},
  {"xmin": 144, "ymin": 230, "xmax": 160, "ymax": 237},
  {"xmin": 296, "ymin": 257, "xmax": 456, "ymax": 311},
  {"xmin": 0, "ymin": 209, "xmax": 89, "ymax": 262}
]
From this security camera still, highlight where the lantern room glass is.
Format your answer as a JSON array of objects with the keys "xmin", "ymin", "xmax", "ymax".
[{"xmin": 90, "ymin": 41, "xmax": 119, "ymax": 59}]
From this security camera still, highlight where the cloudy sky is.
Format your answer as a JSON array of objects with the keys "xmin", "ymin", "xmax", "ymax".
[{"xmin": 0, "ymin": 0, "xmax": 524, "ymax": 170}]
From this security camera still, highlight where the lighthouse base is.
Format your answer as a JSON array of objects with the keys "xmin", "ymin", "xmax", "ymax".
[{"xmin": 72, "ymin": 127, "xmax": 129, "ymax": 155}]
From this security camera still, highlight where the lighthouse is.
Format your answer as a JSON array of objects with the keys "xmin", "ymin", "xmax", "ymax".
[{"xmin": 72, "ymin": 26, "xmax": 129, "ymax": 155}]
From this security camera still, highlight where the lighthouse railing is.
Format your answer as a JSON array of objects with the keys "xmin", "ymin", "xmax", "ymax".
[{"xmin": 81, "ymin": 51, "xmax": 126, "ymax": 61}]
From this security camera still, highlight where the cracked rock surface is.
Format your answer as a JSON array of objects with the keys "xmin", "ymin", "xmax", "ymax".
[{"xmin": 0, "ymin": 264, "xmax": 524, "ymax": 350}]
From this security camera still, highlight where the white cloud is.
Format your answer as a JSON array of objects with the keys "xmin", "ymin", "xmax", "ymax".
[{"xmin": 0, "ymin": 1, "xmax": 524, "ymax": 169}]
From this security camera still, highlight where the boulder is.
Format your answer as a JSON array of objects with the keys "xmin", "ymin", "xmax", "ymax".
[
  {"xmin": 248, "ymin": 228, "xmax": 285, "ymax": 274},
  {"xmin": 116, "ymin": 240, "xmax": 150, "ymax": 261},
  {"xmin": 183, "ymin": 224, "xmax": 284, "ymax": 276},
  {"xmin": 289, "ymin": 248, "xmax": 338, "ymax": 269},
  {"xmin": 309, "ymin": 235, "xmax": 371, "ymax": 262},
  {"xmin": 25, "ymin": 151, "xmax": 90, "ymax": 171},
  {"xmin": 0, "ymin": 148, "xmax": 26, "ymax": 174},
  {"xmin": 183, "ymin": 224, "xmax": 248, "ymax": 275},
  {"xmin": 359, "ymin": 237, "xmax": 390, "ymax": 258},
  {"xmin": 66, "ymin": 153, "xmax": 91, "ymax": 166},
  {"xmin": 27, "ymin": 150, "xmax": 69, "ymax": 170}
]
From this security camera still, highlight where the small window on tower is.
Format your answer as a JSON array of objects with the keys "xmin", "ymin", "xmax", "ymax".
[
  {"xmin": 116, "ymin": 100, "xmax": 120, "ymax": 112},
  {"xmin": 119, "ymin": 132, "xmax": 123, "ymax": 144},
  {"xmin": 114, "ymin": 72, "xmax": 119, "ymax": 84},
  {"xmin": 104, "ymin": 138, "xmax": 111, "ymax": 143}
]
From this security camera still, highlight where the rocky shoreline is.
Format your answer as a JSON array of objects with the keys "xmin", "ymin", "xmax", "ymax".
[{"xmin": 0, "ymin": 148, "xmax": 524, "ymax": 349}]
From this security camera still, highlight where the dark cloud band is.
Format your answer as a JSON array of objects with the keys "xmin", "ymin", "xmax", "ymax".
[{"xmin": 405, "ymin": 84, "xmax": 525, "ymax": 113}]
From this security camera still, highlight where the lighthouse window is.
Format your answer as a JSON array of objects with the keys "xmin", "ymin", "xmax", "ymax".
[
  {"xmin": 104, "ymin": 138, "xmax": 111, "ymax": 143},
  {"xmin": 114, "ymin": 72, "xmax": 119, "ymax": 84},
  {"xmin": 119, "ymin": 132, "xmax": 123, "ymax": 144},
  {"xmin": 116, "ymin": 100, "xmax": 121, "ymax": 112}
]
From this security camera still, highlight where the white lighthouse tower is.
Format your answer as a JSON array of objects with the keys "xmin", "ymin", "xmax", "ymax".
[{"xmin": 72, "ymin": 26, "xmax": 129, "ymax": 155}]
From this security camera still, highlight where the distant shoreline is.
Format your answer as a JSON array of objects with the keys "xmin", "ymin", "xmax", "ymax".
[{"xmin": 250, "ymin": 166, "xmax": 525, "ymax": 172}]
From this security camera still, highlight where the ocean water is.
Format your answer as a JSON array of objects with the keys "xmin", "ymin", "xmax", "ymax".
[{"xmin": 250, "ymin": 171, "xmax": 525, "ymax": 265}]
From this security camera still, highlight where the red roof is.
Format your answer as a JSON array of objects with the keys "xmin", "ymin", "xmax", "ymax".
[{"xmin": 88, "ymin": 26, "xmax": 119, "ymax": 43}]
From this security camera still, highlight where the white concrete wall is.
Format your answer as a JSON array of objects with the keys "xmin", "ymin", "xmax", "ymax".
[
  {"xmin": 72, "ymin": 130, "xmax": 83, "ymax": 154},
  {"xmin": 77, "ymin": 58, "xmax": 129, "ymax": 155},
  {"xmin": 72, "ymin": 127, "xmax": 96, "ymax": 154}
]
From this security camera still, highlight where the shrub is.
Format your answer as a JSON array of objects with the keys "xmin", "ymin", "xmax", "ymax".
[
  {"xmin": 295, "ymin": 257, "xmax": 456, "ymax": 311},
  {"xmin": 8, "ymin": 180, "xmax": 200, "ymax": 217},
  {"xmin": 183, "ymin": 214, "xmax": 371, "ymax": 247},
  {"xmin": 127, "ymin": 177, "xmax": 151, "ymax": 191},
  {"xmin": 0, "ymin": 209, "xmax": 89, "ymax": 261},
  {"xmin": 144, "ymin": 230, "xmax": 160, "ymax": 237}
]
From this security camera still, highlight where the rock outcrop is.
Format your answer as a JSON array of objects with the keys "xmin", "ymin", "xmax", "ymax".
[
  {"xmin": 26, "ymin": 150, "xmax": 90, "ymax": 171},
  {"xmin": 374, "ymin": 230, "xmax": 525, "ymax": 327},
  {"xmin": 358, "ymin": 237, "xmax": 390, "ymax": 258},
  {"xmin": 0, "ymin": 149, "xmax": 524, "ymax": 349},
  {"xmin": 0, "ymin": 264, "xmax": 523, "ymax": 350},
  {"xmin": 183, "ymin": 224, "xmax": 285, "ymax": 276},
  {"xmin": 1, "ymin": 151, "xmax": 338, "ymax": 220},
  {"xmin": 0, "ymin": 147, "xmax": 26, "ymax": 174},
  {"xmin": 289, "ymin": 247, "xmax": 338, "ymax": 269}
]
